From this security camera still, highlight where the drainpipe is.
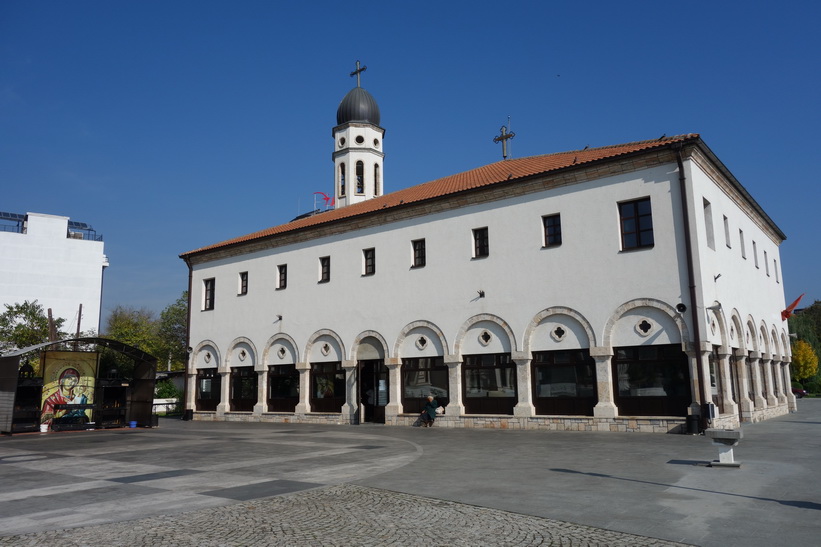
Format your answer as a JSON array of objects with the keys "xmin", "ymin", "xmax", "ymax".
[
  {"xmin": 182, "ymin": 256, "xmax": 194, "ymax": 420},
  {"xmin": 673, "ymin": 143, "xmax": 709, "ymax": 431}
]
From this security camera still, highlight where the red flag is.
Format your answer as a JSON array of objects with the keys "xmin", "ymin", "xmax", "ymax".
[{"xmin": 781, "ymin": 293, "xmax": 805, "ymax": 321}]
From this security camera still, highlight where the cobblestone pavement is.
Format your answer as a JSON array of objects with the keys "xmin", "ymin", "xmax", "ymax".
[{"xmin": 0, "ymin": 483, "xmax": 692, "ymax": 547}]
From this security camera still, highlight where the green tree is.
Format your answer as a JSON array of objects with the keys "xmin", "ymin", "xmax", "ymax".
[
  {"xmin": 789, "ymin": 302, "xmax": 821, "ymax": 357},
  {"xmin": 0, "ymin": 300, "xmax": 66, "ymax": 353},
  {"xmin": 156, "ymin": 291, "xmax": 189, "ymax": 371},
  {"xmin": 791, "ymin": 339, "xmax": 819, "ymax": 383},
  {"xmin": 100, "ymin": 305, "xmax": 161, "ymax": 378},
  {"xmin": 103, "ymin": 305, "xmax": 160, "ymax": 354}
]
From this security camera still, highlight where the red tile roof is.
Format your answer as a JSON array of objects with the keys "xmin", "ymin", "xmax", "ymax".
[{"xmin": 181, "ymin": 134, "xmax": 700, "ymax": 257}]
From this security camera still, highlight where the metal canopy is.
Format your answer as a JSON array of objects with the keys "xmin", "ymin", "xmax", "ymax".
[{"xmin": 1, "ymin": 338, "xmax": 158, "ymax": 435}]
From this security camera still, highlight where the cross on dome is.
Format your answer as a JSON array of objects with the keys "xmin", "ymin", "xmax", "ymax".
[{"xmin": 350, "ymin": 60, "xmax": 367, "ymax": 88}]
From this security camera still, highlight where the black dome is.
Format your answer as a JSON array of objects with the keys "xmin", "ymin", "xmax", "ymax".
[{"xmin": 336, "ymin": 87, "xmax": 381, "ymax": 126}]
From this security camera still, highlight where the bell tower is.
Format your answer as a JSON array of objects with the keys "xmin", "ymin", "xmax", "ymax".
[{"xmin": 332, "ymin": 61, "xmax": 385, "ymax": 209}]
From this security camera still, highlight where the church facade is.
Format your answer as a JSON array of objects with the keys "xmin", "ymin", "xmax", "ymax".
[{"xmin": 180, "ymin": 73, "xmax": 793, "ymax": 433}]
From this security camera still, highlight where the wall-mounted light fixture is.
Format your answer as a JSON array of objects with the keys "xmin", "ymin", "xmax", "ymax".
[{"xmin": 477, "ymin": 290, "xmax": 485, "ymax": 298}]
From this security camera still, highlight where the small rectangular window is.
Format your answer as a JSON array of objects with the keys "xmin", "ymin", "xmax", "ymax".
[
  {"xmin": 203, "ymin": 278, "xmax": 215, "ymax": 311},
  {"xmin": 739, "ymin": 229, "xmax": 746, "ymax": 259},
  {"xmin": 764, "ymin": 250, "xmax": 770, "ymax": 276},
  {"xmin": 363, "ymin": 248, "xmax": 375, "ymax": 276},
  {"xmin": 473, "ymin": 227, "xmax": 489, "ymax": 258},
  {"xmin": 238, "ymin": 272, "xmax": 248, "ymax": 295},
  {"xmin": 277, "ymin": 264, "xmax": 287, "ymax": 290},
  {"xmin": 703, "ymin": 198, "xmax": 715, "ymax": 250},
  {"xmin": 412, "ymin": 239, "xmax": 426, "ymax": 268},
  {"xmin": 723, "ymin": 216, "xmax": 731, "ymax": 248},
  {"xmin": 319, "ymin": 256, "xmax": 331, "ymax": 283},
  {"xmin": 542, "ymin": 214, "xmax": 562, "ymax": 247},
  {"xmin": 619, "ymin": 198, "xmax": 654, "ymax": 250},
  {"xmin": 752, "ymin": 241, "xmax": 759, "ymax": 268},
  {"xmin": 775, "ymin": 259, "xmax": 780, "ymax": 283}
]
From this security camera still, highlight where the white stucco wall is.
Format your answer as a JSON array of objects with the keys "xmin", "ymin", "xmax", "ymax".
[
  {"xmin": 685, "ymin": 160, "xmax": 788, "ymax": 357},
  {"xmin": 188, "ymin": 161, "xmax": 705, "ymax": 363},
  {"xmin": 0, "ymin": 212, "xmax": 107, "ymax": 334}
]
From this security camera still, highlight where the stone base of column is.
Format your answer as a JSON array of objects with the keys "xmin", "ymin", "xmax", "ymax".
[
  {"xmin": 252, "ymin": 403, "xmax": 266, "ymax": 414},
  {"xmin": 513, "ymin": 403, "xmax": 535, "ymax": 418},
  {"xmin": 594, "ymin": 402, "xmax": 618, "ymax": 418},
  {"xmin": 445, "ymin": 403, "xmax": 464, "ymax": 417},
  {"xmin": 341, "ymin": 403, "xmax": 358, "ymax": 424},
  {"xmin": 385, "ymin": 402, "xmax": 402, "ymax": 417},
  {"xmin": 216, "ymin": 402, "xmax": 228, "ymax": 416}
]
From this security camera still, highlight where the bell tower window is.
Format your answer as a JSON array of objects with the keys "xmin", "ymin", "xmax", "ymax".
[
  {"xmin": 356, "ymin": 161, "xmax": 364, "ymax": 194},
  {"xmin": 374, "ymin": 164, "xmax": 380, "ymax": 196},
  {"xmin": 339, "ymin": 163, "xmax": 346, "ymax": 197}
]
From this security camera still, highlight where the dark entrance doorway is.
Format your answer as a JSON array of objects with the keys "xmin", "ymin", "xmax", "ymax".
[{"xmin": 359, "ymin": 359, "xmax": 387, "ymax": 424}]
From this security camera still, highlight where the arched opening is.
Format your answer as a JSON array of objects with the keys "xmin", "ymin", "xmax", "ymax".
[{"xmin": 356, "ymin": 161, "xmax": 364, "ymax": 194}]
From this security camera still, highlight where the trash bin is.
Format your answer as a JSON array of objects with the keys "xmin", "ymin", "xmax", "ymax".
[{"xmin": 686, "ymin": 415, "xmax": 699, "ymax": 435}]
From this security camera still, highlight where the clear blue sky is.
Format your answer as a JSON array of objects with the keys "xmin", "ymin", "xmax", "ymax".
[{"xmin": 2, "ymin": 1, "xmax": 819, "ymax": 327}]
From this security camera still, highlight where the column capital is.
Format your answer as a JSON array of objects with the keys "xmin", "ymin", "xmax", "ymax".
[
  {"xmin": 589, "ymin": 346, "xmax": 613, "ymax": 358},
  {"xmin": 444, "ymin": 355, "xmax": 462, "ymax": 367}
]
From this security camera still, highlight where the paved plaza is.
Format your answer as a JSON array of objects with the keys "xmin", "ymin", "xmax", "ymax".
[{"xmin": 1, "ymin": 401, "xmax": 819, "ymax": 546}]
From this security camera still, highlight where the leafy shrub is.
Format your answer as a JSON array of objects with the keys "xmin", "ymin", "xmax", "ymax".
[{"xmin": 155, "ymin": 379, "xmax": 182, "ymax": 399}]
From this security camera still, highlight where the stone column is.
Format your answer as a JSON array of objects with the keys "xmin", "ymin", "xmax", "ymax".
[
  {"xmin": 216, "ymin": 370, "xmax": 230, "ymax": 415},
  {"xmin": 444, "ymin": 355, "xmax": 464, "ymax": 416},
  {"xmin": 591, "ymin": 346, "xmax": 617, "ymax": 418},
  {"xmin": 341, "ymin": 360, "xmax": 358, "ymax": 424},
  {"xmin": 512, "ymin": 352, "xmax": 534, "ymax": 418},
  {"xmin": 761, "ymin": 356, "xmax": 778, "ymax": 407},
  {"xmin": 784, "ymin": 360, "xmax": 797, "ymax": 412},
  {"xmin": 718, "ymin": 349, "xmax": 737, "ymax": 418},
  {"xmin": 687, "ymin": 347, "xmax": 713, "ymax": 410},
  {"xmin": 734, "ymin": 349, "xmax": 754, "ymax": 421},
  {"xmin": 773, "ymin": 359, "xmax": 787, "ymax": 405},
  {"xmin": 185, "ymin": 371, "xmax": 197, "ymax": 412},
  {"xmin": 253, "ymin": 368, "xmax": 267, "ymax": 414},
  {"xmin": 748, "ymin": 352, "xmax": 767, "ymax": 410},
  {"xmin": 385, "ymin": 358, "xmax": 403, "ymax": 418},
  {"xmin": 294, "ymin": 362, "xmax": 310, "ymax": 414}
]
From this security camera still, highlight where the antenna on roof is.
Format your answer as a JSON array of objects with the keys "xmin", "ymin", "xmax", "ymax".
[{"xmin": 493, "ymin": 116, "xmax": 515, "ymax": 160}]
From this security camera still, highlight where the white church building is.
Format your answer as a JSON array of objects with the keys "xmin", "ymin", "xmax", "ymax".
[
  {"xmin": 180, "ymin": 70, "xmax": 793, "ymax": 433},
  {"xmin": 0, "ymin": 211, "xmax": 108, "ymax": 337}
]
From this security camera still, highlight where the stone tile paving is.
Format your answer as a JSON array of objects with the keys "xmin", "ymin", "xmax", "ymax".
[{"xmin": 0, "ymin": 483, "xmax": 693, "ymax": 547}]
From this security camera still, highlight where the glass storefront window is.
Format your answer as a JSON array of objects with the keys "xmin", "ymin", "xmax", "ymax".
[
  {"xmin": 402, "ymin": 357, "xmax": 448, "ymax": 411},
  {"xmin": 310, "ymin": 362, "xmax": 345, "ymax": 413},
  {"xmin": 612, "ymin": 345, "xmax": 690, "ymax": 417},
  {"xmin": 196, "ymin": 368, "xmax": 220, "ymax": 411},
  {"xmin": 268, "ymin": 364, "xmax": 299, "ymax": 412},
  {"xmin": 230, "ymin": 367, "xmax": 257, "ymax": 411},
  {"xmin": 462, "ymin": 353, "xmax": 516, "ymax": 415}
]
